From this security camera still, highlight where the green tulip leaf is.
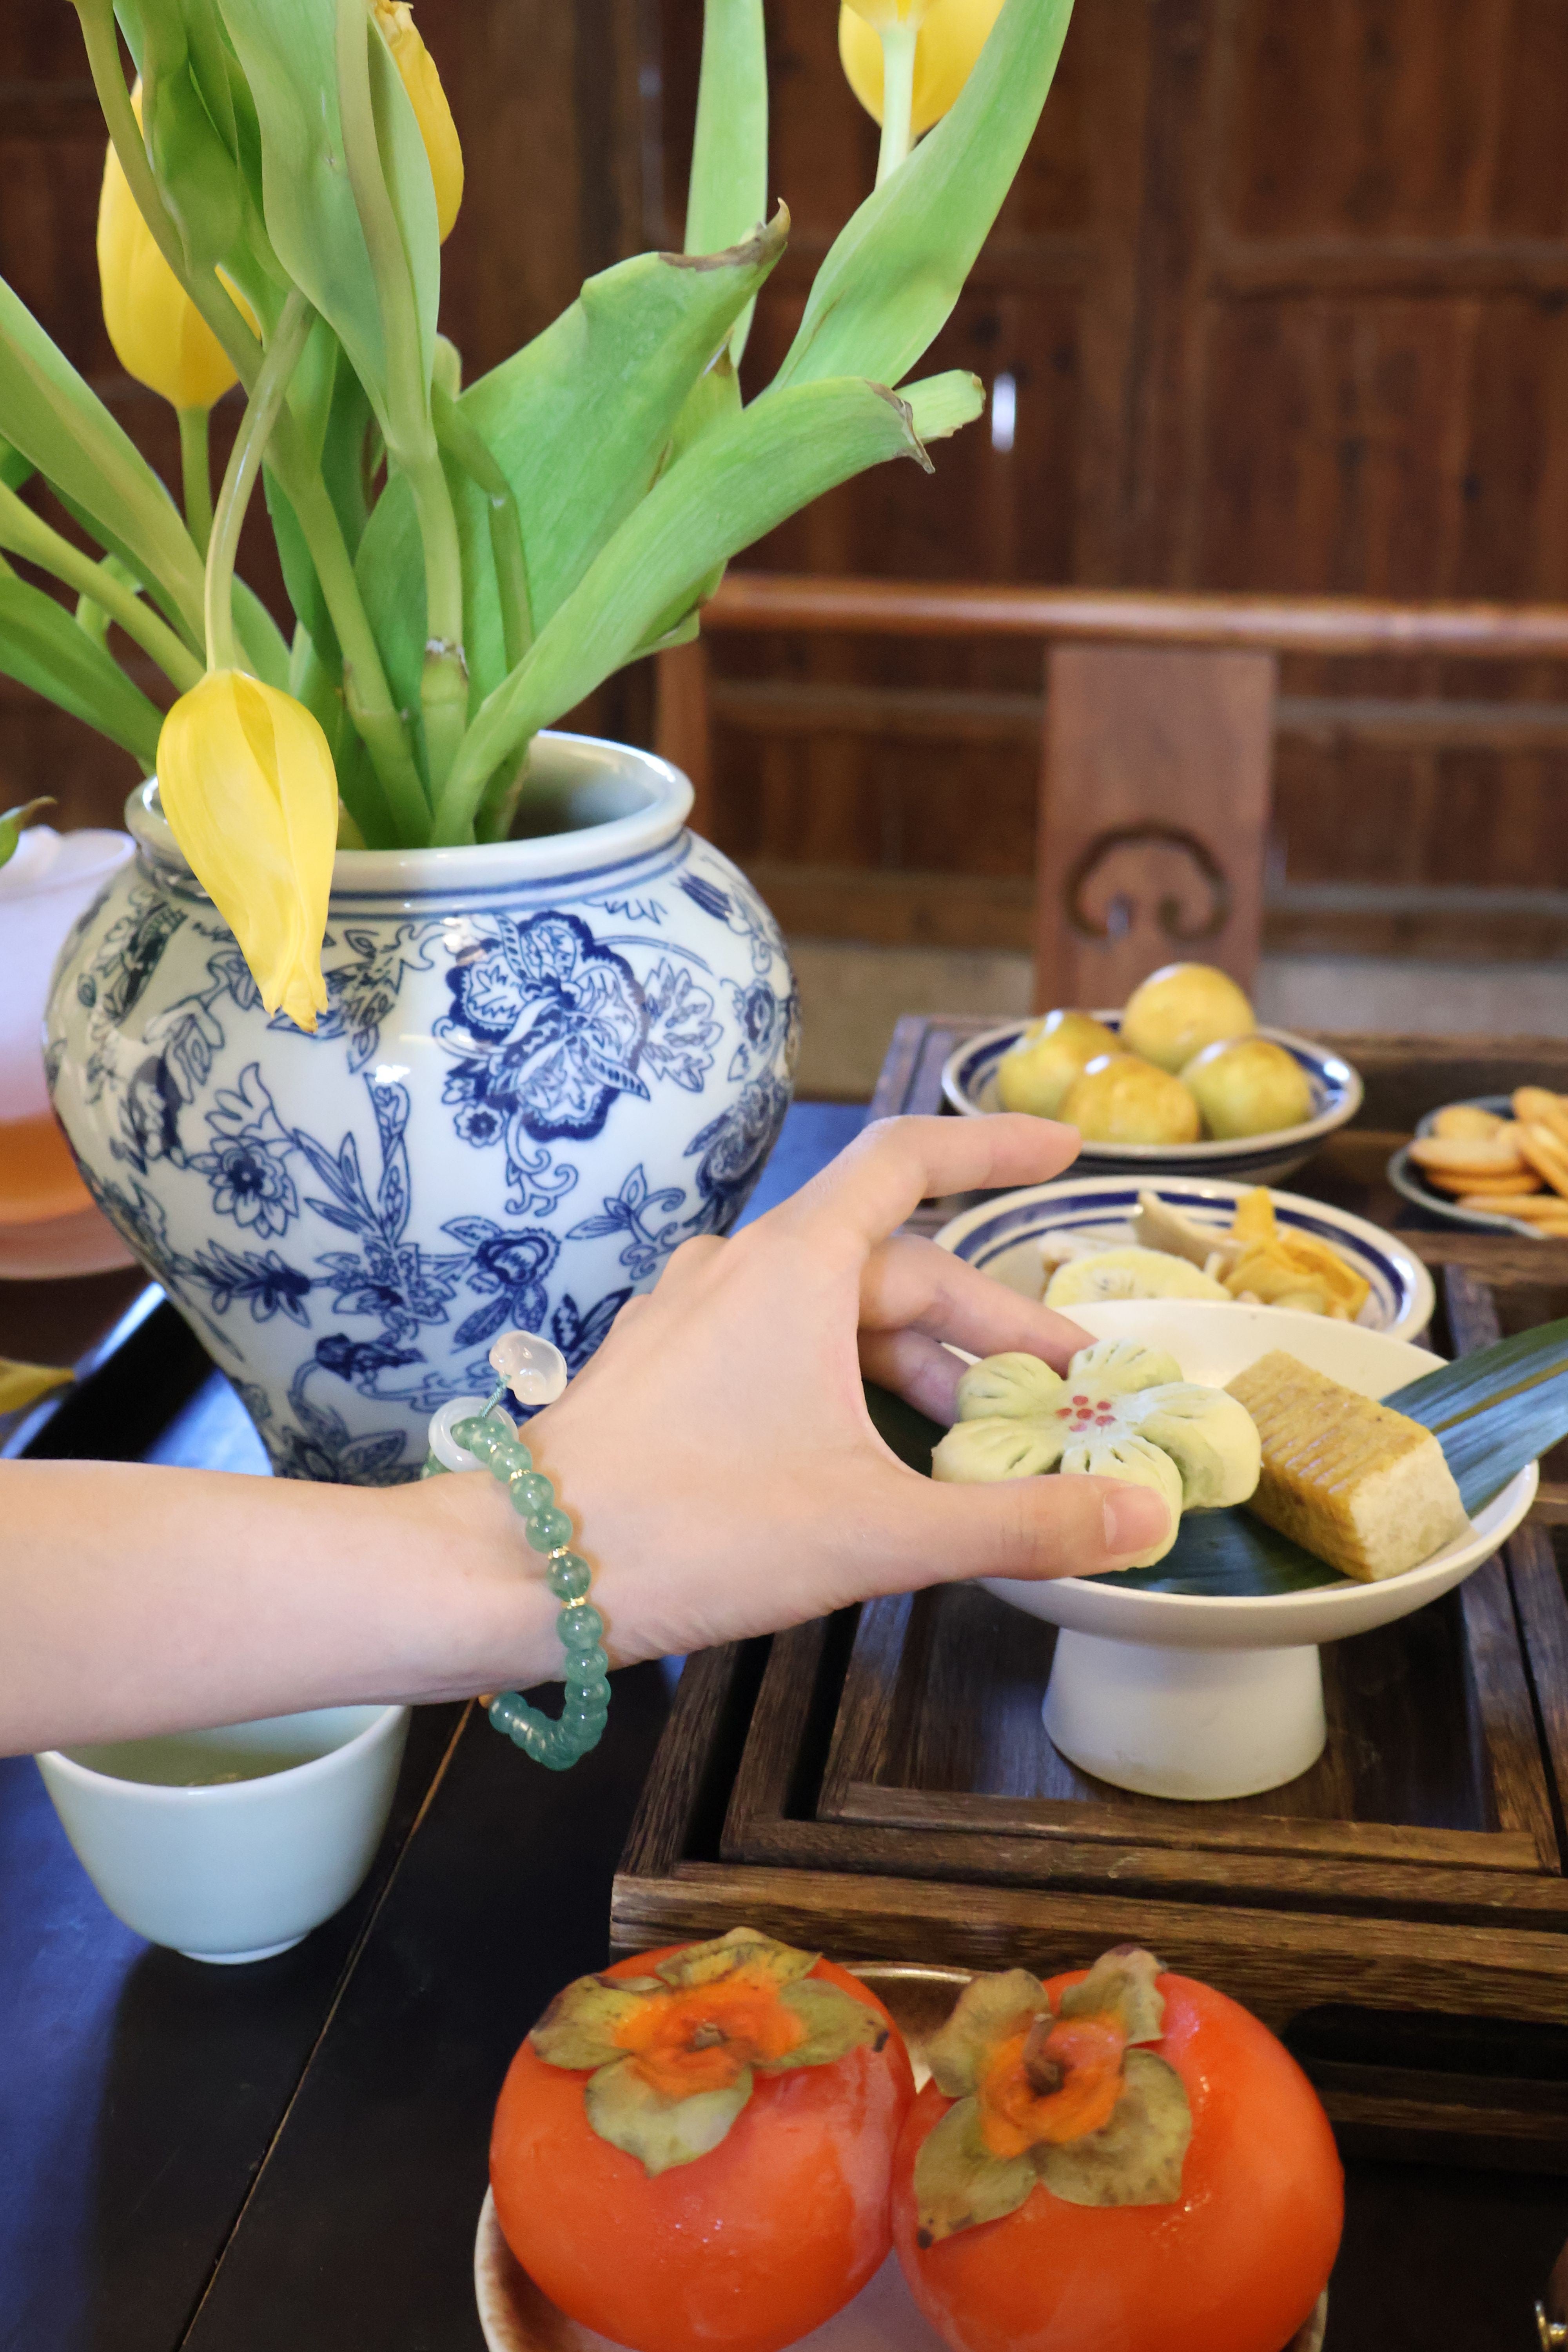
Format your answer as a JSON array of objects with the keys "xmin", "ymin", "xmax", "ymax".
[
  {"xmin": 432, "ymin": 370, "xmax": 942, "ymax": 838},
  {"xmin": 0, "ymin": 276, "xmax": 204, "ymax": 638},
  {"xmin": 770, "ymin": 0, "xmax": 1074, "ymax": 397},
  {"xmin": 0, "ymin": 558, "xmax": 162, "ymax": 763},
  {"xmin": 213, "ymin": 0, "xmax": 439, "ymax": 434},
  {"xmin": 686, "ymin": 0, "xmax": 768, "ymax": 365},
  {"xmin": 356, "ymin": 220, "xmax": 789, "ymax": 737}
]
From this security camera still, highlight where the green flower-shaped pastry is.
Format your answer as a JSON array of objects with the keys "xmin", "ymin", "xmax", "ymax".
[{"xmin": 931, "ymin": 1337, "xmax": 1261, "ymax": 1566}]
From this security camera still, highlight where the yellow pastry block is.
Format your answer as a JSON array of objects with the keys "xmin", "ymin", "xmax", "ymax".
[{"xmin": 1227, "ymin": 1351, "xmax": 1468, "ymax": 1582}]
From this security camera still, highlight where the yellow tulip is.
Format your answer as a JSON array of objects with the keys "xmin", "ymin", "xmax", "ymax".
[
  {"xmin": 96, "ymin": 87, "xmax": 256, "ymax": 413},
  {"xmin": 840, "ymin": 0, "xmax": 1005, "ymax": 134},
  {"xmin": 158, "ymin": 672, "xmax": 338, "ymax": 1032},
  {"xmin": 373, "ymin": 1, "xmax": 465, "ymax": 242},
  {"xmin": 842, "ymin": 0, "xmax": 937, "ymax": 24}
]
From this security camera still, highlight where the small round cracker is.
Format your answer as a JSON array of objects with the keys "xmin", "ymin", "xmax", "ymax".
[
  {"xmin": 1434, "ymin": 1104, "xmax": 1508, "ymax": 1140},
  {"xmin": 1424, "ymin": 1166, "xmax": 1540, "ymax": 1196},
  {"xmin": 1409, "ymin": 1132, "xmax": 1524, "ymax": 1176},
  {"xmin": 1519, "ymin": 1123, "xmax": 1568, "ymax": 1200}
]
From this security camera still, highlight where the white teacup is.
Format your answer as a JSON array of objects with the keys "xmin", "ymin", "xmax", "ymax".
[{"xmin": 35, "ymin": 1703, "xmax": 410, "ymax": 1963}]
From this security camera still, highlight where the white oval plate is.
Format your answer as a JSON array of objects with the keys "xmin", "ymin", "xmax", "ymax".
[
  {"xmin": 936, "ymin": 1174, "xmax": 1435, "ymax": 1347},
  {"xmin": 942, "ymin": 1015, "xmax": 1362, "ymax": 1186},
  {"xmin": 980, "ymin": 1301, "xmax": 1535, "ymax": 1651}
]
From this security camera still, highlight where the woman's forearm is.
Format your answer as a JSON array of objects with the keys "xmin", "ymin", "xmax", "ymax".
[{"xmin": 0, "ymin": 1455, "xmax": 559, "ymax": 1755}]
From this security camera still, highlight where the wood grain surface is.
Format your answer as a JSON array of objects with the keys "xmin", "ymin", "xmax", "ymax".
[
  {"xmin": 1033, "ymin": 641, "xmax": 1275, "ymax": 1006},
  {"xmin": 611, "ymin": 1017, "xmax": 1568, "ymax": 2156}
]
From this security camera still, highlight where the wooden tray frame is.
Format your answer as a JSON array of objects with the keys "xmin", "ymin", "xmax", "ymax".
[{"xmin": 612, "ymin": 1025, "xmax": 1568, "ymax": 2164}]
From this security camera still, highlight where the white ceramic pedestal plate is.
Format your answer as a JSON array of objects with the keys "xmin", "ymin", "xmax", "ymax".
[{"xmin": 983, "ymin": 1300, "xmax": 1539, "ymax": 1802}]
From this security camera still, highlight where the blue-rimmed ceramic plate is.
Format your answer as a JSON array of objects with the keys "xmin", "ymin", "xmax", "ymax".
[
  {"xmin": 1387, "ymin": 1094, "xmax": 1551, "ymax": 1241},
  {"xmin": 941, "ymin": 1016, "xmax": 1362, "ymax": 1184},
  {"xmin": 935, "ymin": 1174, "xmax": 1434, "ymax": 1344}
]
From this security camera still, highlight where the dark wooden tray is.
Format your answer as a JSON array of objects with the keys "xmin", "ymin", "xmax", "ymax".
[{"xmin": 613, "ymin": 1024, "xmax": 1568, "ymax": 2168}]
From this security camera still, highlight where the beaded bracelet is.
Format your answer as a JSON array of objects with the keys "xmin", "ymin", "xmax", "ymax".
[{"xmin": 421, "ymin": 1329, "xmax": 609, "ymax": 1771}]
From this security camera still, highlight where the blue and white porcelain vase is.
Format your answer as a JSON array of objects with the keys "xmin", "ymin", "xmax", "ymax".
[{"xmin": 45, "ymin": 734, "xmax": 797, "ymax": 1484}]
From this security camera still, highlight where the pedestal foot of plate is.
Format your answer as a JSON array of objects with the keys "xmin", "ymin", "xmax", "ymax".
[
  {"xmin": 1043, "ymin": 1632, "xmax": 1326, "ymax": 1800},
  {"xmin": 175, "ymin": 1934, "xmax": 307, "ymax": 1964}
]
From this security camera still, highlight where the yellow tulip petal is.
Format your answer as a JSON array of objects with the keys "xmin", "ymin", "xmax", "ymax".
[
  {"xmin": 843, "ymin": 0, "xmax": 938, "ymax": 27},
  {"xmin": 840, "ymin": 0, "xmax": 1005, "ymax": 134},
  {"xmin": 373, "ymin": 2, "xmax": 465, "ymax": 242},
  {"xmin": 158, "ymin": 672, "xmax": 338, "ymax": 1032},
  {"xmin": 0, "ymin": 1358, "xmax": 73, "ymax": 1416},
  {"xmin": 96, "ymin": 85, "xmax": 255, "ymax": 412}
]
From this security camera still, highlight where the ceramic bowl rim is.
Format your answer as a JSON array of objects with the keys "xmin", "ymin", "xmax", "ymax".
[
  {"xmin": 36, "ymin": 1700, "xmax": 409, "ymax": 1805},
  {"xmin": 123, "ymin": 728, "xmax": 694, "ymax": 894},
  {"xmin": 941, "ymin": 1015, "xmax": 1363, "ymax": 1158},
  {"xmin": 933, "ymin": 1172, "xmax": 1437, "ymax": 1347}
]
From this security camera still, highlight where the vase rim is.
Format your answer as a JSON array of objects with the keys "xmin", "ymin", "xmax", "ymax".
[{"xmin": 124, "ymin": 729, "xmax": 695, "ymax": 899}]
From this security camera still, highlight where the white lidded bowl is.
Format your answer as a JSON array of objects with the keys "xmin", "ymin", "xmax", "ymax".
[
  {"xmin": 35, "ymin": 1702, "xmax": 409, "ymax": 1962},
  {"xmin": 942, "ymin": 1015, "xmax": 1361, "ymax": 1184}
]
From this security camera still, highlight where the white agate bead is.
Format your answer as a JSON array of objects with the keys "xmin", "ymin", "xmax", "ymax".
[
  {"xmin": 489, "ymin": 1328, "xmax": 569, "ymax": 1408},
  {"xmin": 428, "ymin": 1395, "xmax": 494, "ymax": 1472}
]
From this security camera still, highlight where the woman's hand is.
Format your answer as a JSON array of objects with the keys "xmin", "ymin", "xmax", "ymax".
[
  {"xmin": 420, "ymin": 1114, "xmax": 1170, "ymax": 1679},
  {"xmin": 0, "ymin": 1116, "xmax": 1170, "ymax": 1753}
]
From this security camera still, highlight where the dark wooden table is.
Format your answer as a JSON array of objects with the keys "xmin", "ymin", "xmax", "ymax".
[{"xmin": 2, "ymin": 1096, "xmax": 1565, "ymax": 2352}]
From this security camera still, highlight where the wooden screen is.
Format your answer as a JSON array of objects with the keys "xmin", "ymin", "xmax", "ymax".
[{"xmin": 652, "ymin": 0, "xmax": 1568, "ymax": 941}]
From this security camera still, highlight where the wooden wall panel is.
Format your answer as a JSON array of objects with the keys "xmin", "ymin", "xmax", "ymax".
[{"xmin": 656, "ymin": 0, "xmax": 1568, "ymax": 916}]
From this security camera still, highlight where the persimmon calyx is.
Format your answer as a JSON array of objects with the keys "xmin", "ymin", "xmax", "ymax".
[
  {"xmin": 914, "ymin": 1946, "xmax": 1192, "ymax": 2245},
  {"xmin": 529, "ymin": 1926, "xmax": 887, "ymax": 2176}
]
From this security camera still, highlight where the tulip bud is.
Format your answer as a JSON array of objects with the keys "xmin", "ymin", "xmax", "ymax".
[
  {"xmin": 158, "ymin": 672, "xmax": 338, "ymax": 1032},
  {"xmin": 96, "ymin": 87, "xmax": 255, "ymax": 413},
  {"xmin": 372, "ymin": 1, "xmax": 465, "ymax": 242},
  {"xmin": 840, "ymin": 0, "xmax": 1005, "ymax": 137}
]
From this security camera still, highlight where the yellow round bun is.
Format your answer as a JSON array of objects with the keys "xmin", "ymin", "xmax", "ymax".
[
  {"xmin": 1060, "ymin": 1053, "xmax": 1202, "ymax": 1146},
  {"xmin": 1182, "ymin": 1035, "xmax": 1315, "ymax": 1139},
  {"xmin": 996, "ymin": 1009, "xmax": 1118, "ymax": 1118},
  {"xmin": 1121, "ymin": 962, "xmax": 1256, "ymax": 1074}
]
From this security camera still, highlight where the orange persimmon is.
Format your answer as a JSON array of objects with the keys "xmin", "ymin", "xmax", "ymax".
[
  {"xmin": 893, "ymin": 1960, "xmax": 1342, "ymax": 2352},
  {"xmin": 490, "ymin": 1933, "xmax": 915, "ymax": 2352}
]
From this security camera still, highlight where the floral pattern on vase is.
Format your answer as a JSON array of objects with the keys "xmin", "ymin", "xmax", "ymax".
[{"xmin": 45, "ymin": 736, "xmax": 797, "ymax": 1484}]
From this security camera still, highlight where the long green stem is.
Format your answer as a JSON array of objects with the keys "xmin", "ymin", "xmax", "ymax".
[
  {"xmin": 0, "ymin": 479, "xmax": 203, "ymax": 691},
  {"xmin": 336, "ymin": 0, "xmax": 468, "ymax": 792},
  {"xmin": 205, "ymin": 294, "xmax": 313, "ymax": 671},
  {"xmin": 876, "ymin": 23, "xmax": 918, "ymax": 185},
  {"xmin": 73, "ymin": 0, "xmax": 429, "ymax": 831},
  {"xmin": 269, "ymin": 425, "xmax": 431, "ymax": 841},
  {"xmin": 432, "ymin": 383, "xmax": 533, "ymax": 671},
  {"xmin": 178, "ymin": 408, "xmax": 214, "ymax": 554}
]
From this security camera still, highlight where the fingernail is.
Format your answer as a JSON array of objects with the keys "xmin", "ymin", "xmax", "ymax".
[{"xmin": 1102, "ymin": 1488, "xmax": 1169, "ymax": 1559}]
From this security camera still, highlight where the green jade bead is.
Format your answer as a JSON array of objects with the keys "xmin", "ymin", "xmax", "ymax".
[
  {"xmin": 546, "ymin": 1552, "xmax": 591, "ymax": 1601},
  {"xmin": 558, "ymin": 1602, "xmax": 604, "ymax": 1650},
  {"xmin": 526, "ymin": 1505, "xmax": 574, "ymax": 1553},
  {"xmin": 510, "ymin": 1470, "xmax": 553, "ymax": 1516}
]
